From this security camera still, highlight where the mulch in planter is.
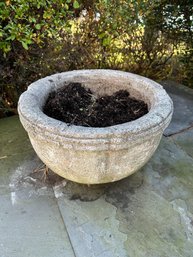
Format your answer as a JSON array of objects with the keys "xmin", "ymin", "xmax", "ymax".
[{"xmin": 43, "ymin": 82, "xmax": 148, "ymax": 127}]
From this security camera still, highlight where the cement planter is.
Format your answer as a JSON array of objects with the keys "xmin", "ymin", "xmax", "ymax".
[{"xmin": 18, "ymin": 70, "xmax": 173, "ymax": 184}]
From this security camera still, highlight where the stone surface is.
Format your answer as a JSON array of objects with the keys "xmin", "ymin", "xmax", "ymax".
[
  {"xmin": 0, "ymin": 116, "xmax": 75, "ymax": 257},
  {"xmin": 1, "ymin": 81, "xmax": 193, "ymax": 257},
  {"xmin": 0, "ymin": 195, "xmax": 75, "ymax": 257},
  {"xmin": 161, "ymin": 80, "xmax": 193, "ymax": 136},
  {"xmin": 57, "ymin": 197, "xmax": 128, "ymax": 257},
  {"xmin": 53, "ymin": 137, "xmax": 193, "ymax": 257},
  {"xmin": 171, "ymin": 128, "xmax": 193, "ymax": 159},
  {"xmin": 18, "ymin": 70, "xmax": 173, "ymax": 183}
]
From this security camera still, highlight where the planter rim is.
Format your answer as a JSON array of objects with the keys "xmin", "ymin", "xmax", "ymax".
[{"xmin": 18, "ymin": 69, "xmax": 173, "ymax": 140}]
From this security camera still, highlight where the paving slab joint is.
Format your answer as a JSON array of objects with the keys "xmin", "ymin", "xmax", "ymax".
[
  {"xmin": 52, "ymin": 190, "xmax": 77, "ymax": 257},
  {"xmin": 169, "ymin": 136, "xmax": 193, "ymax": 161},
  {"xmin": 164, "ymin": 123, "xmax": 193, "ymax": 137}
]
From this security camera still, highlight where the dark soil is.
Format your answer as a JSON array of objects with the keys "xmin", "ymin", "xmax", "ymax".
[{"xmin": 43, "ymin": 82, "xmax": 148, "ymax": 127}]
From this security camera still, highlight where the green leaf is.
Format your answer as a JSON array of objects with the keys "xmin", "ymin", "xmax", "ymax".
[
  {"xmin": 102, "ymin": 37, "xmax": 111, "ymax": 46},
  {"xmin": 6, "ymin": 35, "xmax": 15, "ymax": 40},
  {"xmin": 35, "ymin": 24, "xmax": 41, "ymax": 30},
  {"xmin": 26, "ymin": 39, "xmax": 32, "ymax": 44},
  {"xmin": 98, "ymin": 32, "xmax": 106, "ymax": 39},
  {"xmin": 73, "ymin": 0, "xmax": 79, "ymax": 9},
  {"xmin": 64, "ymin": 4, "xmax": 69, "ymax": 10},
  {"xmin": 66, "ymin": 0, "xmax": 71, "ymax": 3},
  {"xmin": 21, "ymin": 41, "xmax": 28, "ymax": 50}
]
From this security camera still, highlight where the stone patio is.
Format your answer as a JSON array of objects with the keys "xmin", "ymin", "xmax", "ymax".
[{"xmin": 0, "ymin": 80, "xmax": 193, "ymax": 257}]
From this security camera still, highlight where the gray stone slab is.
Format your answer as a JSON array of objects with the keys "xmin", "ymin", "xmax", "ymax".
[
  {"xmin": 55, "ymin": 137, "xmax": 193, "ymax": 257},
  {"xmin": 0, "ymin": 116, "xmax": 75, "ymax": 257},
  {"xmin": 56, "ymin": 196, "xmax": 128, "ymax": 257},
  {"xmin": 1, "ymin": 115, "xmax": 193, "ymax": 257},
  {"xmin": 0, "ymin": 195, "xmax": 75, "ymax": 257},
  {"xmin": 160, "ymin": 80, "xmax": 193, "ymax": 136},
  {"xmin": 0, "ymin": 116, "xmax": 34, "ymax": 186},
  {"xmin": 171, "ymin": 128, "xmax": 193, "ymax": 159}
]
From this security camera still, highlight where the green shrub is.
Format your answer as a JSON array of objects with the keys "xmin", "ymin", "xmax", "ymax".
[
  {"xmin": 0, "ymin": 0, "xmax": 192, "ymax": 117},
  {"xmin": 0, "ymin": 0, "xmax": 74, "ymax": 52}
]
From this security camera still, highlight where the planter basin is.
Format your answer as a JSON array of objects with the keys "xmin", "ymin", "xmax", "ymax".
[{"xmin": 18, "ymin": 70, "xmax": 173, "ymax": 184}]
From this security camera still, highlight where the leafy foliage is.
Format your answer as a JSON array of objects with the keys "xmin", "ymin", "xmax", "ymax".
[
  {"xmin": 0, "ymin": 0, "xmax": 73, "ymax": 52},
  {"xmin": 0, "ymin": 0, "xmax": 192, "ymax": 117}
]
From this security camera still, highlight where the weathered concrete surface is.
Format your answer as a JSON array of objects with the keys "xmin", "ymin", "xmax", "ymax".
[
  {"xmin": 161, "ymin": 80, "xmax": 193, "ymax": 136},
  {"xmin": 1, "ymin": 113, "xmax": 193, "ymax": 257}
]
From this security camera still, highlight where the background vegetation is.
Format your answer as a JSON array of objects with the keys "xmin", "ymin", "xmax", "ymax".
[{"xmin": 0, "ymin": 0, "xmax": 192, "ymax": 118}]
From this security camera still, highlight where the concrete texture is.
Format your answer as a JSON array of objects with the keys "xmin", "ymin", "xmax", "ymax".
[
  {"xmin": 18, "ymin": 70, "xmax": 173, "ymax": 183},
  {"xmin": 1, "ymin": 80, "xmax": 193, "ymax": 257}
]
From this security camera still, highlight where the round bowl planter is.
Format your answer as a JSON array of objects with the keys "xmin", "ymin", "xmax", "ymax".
[{"xmin": 18, "ymin": 70, "xmax": 173, "ymax": 184}]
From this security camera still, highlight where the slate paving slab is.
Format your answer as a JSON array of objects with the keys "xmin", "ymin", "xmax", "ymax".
[
  {"xmin": 1, "ymin": 80, "xmax": 193, "ymax": 257},
  {"xmin": 54, "ymin": 137, "xmax": 193, "ymax": 257},
  {"xmin": 171, "ymin": 128, "xmax": 193, "ymax": 159},
  {"xmin": 0, "ymin": 116, "xmax": 75, "ymax": 257},
  {"xmin": 161, "ymin": 80, "xmax": 193, "ymax": 136},
  {"xmin": 0, "ymin": 194, "xmax": 75, "ymax": 257}
]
